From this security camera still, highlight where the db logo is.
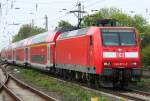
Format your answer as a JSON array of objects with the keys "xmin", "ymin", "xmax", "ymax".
[{"xmin": 117, "ymin": 52, "xmax": 124, "ymax": 58}]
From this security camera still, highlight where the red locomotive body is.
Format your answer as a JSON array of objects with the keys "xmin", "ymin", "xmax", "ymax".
[
  {"xmin": 56, "ymin": 26, "xmax": 141, "ymax": 86},
  {"xmin": 56, "ymin": 27, "xmax": 96, "ymax": 73}
]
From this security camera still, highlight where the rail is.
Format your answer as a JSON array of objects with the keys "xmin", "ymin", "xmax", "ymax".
[{"xmin": 0, "ymin": 63, "xmax": 57, "ymax": 101}]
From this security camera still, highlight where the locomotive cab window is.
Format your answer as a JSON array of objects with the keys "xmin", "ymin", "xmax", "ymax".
[
  {"xmin": 120, "ymin": 33, "xmax": 136, "ymax": 46},
  {"xmin": 102, "ymin": 33, "xmax": 119, "ymax": 46},
  {"xmin": 102, "ymin": 29, "xmax": 136, "ymax": 46}
]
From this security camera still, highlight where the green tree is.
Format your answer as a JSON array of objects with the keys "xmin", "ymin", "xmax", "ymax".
[
  {"xmin": 12, "ymin": 24, "xmax": 46, "ymax": 42},
  {"xmin": 82, "ymin": 8, "xmax": 148, "ymax": 31},
  {"xmin": 142, "ymin": 45, "xmax": 150, "ymax": 69},
  {"xmin": 82, "ymin": 8, "xmax": 121, "ymax": 27},
  {"xmin": 140, "ymin": 25, "xmax": 150, "ymax": 48},
  {"xmin": 57, "ymin": 20, "xmax": 74, "ymax": 28}
]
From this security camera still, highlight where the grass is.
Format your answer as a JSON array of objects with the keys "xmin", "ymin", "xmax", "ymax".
[{"xmin": 10, "ymin": 66, "xmax": 110, "ymax": 101}]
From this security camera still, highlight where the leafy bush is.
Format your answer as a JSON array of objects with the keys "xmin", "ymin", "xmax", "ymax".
[{"xmin": 142, "ymin": 45, "xmax": 150, "ymax": 69}]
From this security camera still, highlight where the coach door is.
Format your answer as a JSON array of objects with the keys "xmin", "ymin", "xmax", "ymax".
[
  {"xmin": 47, "ymin": 44, "xmax": 51, "ymax": 67},
  {"xmin": 24, "ymin": 48, "xmax": 28, "ymax": 63},
  {"xmin": 13, "ymin": 49, "xmax": 16, "ymax": 61}
]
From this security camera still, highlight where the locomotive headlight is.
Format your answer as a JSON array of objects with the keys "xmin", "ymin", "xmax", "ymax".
[
  {"xmin": 131, "ymin": 62, "xmax": 137, "ymax": 66},
  {"xmin": 104, "ymin": 62, "xmax": 111, "ymax": 66}
]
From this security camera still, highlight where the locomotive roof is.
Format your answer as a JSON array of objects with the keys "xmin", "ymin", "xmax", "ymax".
[
  {"xmin": 58, "ymin": 26, "xmax": 136, "ymax": 40},
  {"xmin": 58, "ymin": 27, "xmax": 90, "ymax": 39}
]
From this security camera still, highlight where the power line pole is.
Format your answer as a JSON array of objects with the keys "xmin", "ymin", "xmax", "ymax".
[
  {"xmin": 36, "ymin": 3, "xmax": 38, "ymax": 12},
  {"xmin": 69, "ymin": 2, "xmax": 86, "ymax": 28},
  {"xmin": 0, "ymin": 3, "xmax": 2, "ymax": 16},
  {"xmin": 78, "ymin": 2, "xmax": 81, "ymax": 28},
  {"xmin": 44, "ymin": 15, "xmax": 48, "ymax": 31},
  {"xmin": 31, "ymin": 19, "xmax": 34, "ymax": 27}
]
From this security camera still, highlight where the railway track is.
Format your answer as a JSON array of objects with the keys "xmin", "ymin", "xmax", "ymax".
[
  {"xmin": 18, "ymin": 65, "xmax": 149, "ymax": 101},
  {"xmin": 0, "ymin": 64, "xmax": 57, "ymax": 101},
  {"xmin": 33, "ymin": 67, "xmax": 150, "ymax": 101},
  {"xmin": 2, "ymin": 63, "xmax": 150, "ymax": 101},
  {"xmin": 119, "ymin": 89, "xmax": 150, "ymax": 101},
  {"xmin": 50, "ymin": 76, "xmax": 150, "ymax": 101},
  {"xmin": 142, "ymin": 69, "xmax": 150, "ymax": 78}
]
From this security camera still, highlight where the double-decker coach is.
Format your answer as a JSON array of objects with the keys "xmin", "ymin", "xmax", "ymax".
[
  {"xmin": 23, "ymin": 31, "xmax": 61, "ymax": 70},
  {"xmin": 5, "ymin": 45, "xmax": 13, "ymax": 63}
]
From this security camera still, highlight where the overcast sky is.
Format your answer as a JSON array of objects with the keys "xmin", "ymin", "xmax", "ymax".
[{"xmin": 0, "ymin": 0, "xmax": 150, "ymax": 50}]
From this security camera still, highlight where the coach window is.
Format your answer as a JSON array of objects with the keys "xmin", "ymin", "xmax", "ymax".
[
  {"xmin": 31, "ymin": 55, "xmax": 46, "ymax": 63},
  {"xmin": 16, "ymin": 55, "xmax": 20, "ymax": 60}
]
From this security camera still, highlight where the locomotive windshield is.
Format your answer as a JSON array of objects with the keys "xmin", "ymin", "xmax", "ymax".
[{"xmin": 102, "ymin": 29, "xmax": 136, "ymax": 46}]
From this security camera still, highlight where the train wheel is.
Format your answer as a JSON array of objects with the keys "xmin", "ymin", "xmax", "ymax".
[
  {"xmin": 113, "ymin": 81, "xmax": 119, "ymax": 89},
  {"xmin": 87, "ymin": 75, "xmax": 91, "ymax": 87},
  {"xmin": 62, "ymin": 69, "xmax": 67, "ymax": 79},
  {"xmin": 94, "ymin": 76, "xmax": 100, "ymax": 88}
]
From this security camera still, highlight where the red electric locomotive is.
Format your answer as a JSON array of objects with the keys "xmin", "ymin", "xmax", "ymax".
[{"xmin": 55, "ymin": 26, "xmax": 141, "ymax": 87}]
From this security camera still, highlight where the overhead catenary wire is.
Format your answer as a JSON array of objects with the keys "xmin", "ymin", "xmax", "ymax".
[
  {"xmin": 0, "ymin": 0, "xmax": 109, "ymax": 50},
  {"xmin": 33, "ymin": 0, "xmax": 105, "ymax": 24},
  {"xmin": 1, "ymin": 0, "xmax": 105, "ymax": 29},
  {"xmin": 48, "ymin": 0, "xmax": 107, "ymax": 25}
]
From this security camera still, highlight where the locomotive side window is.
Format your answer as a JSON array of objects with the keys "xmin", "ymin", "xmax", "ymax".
[{"xmin": 102, "ymin": 29, "xmax": 136, "ymax": 46}]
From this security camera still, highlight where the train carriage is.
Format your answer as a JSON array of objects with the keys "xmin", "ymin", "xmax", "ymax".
[
  {"xmin": 15, "ymin": 39, "xmax": 29, "ymax": 66},
  {"xmin": 5, "ymin": 45, "xmax": 13, "ymax": 63},
  {"xmin": 28, "ymin": 31, "xmax": 61, "ymax": 70},
  {"xmin": 0, "ymin": 48, "xmax": 7, "ymax": 62},
  {"xmin": 11, "ymin": 43, "xmax": 17, "ymax": 64}
]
